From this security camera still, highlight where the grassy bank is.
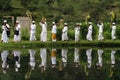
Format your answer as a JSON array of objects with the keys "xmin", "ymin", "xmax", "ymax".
[{"xmin": 0, "ymin": 40, "xmax": 120, "ymax": 49}]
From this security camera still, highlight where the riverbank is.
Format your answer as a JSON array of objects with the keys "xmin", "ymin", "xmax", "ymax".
[{"xmin": 0, "ymin": 40, "xmax": 120, "ymax": 49}]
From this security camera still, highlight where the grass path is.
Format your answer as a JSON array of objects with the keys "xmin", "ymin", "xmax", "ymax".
[{"xmin": 0, "ymin": 40, "xmax": 120, "ymax": 49}]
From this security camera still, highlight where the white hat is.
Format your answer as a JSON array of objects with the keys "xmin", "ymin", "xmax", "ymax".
[
  {"xmin": 64, "ymin": 23, "xmax": 67, "ymax": 25},
  {"xmin": 32, "ymin": 21, "xmax": 35, "ymax": 23},
  {"xmin": 4, "ymin": 20, "xmax": 7, "ymax": 23},
  {"xmin": 52, "ymin": 22, "xmax": 55, "ymax": 24},
  {"xmin": 16, "ymin": 21, "xmax": 19, "ymax": 23},
  {"xmin": 88, "ymin": 22, "xmax": 92, "ymax": 24},
  {"xmin": 112, "ymin": 22, "xmax": 115, "ymax": 24}
]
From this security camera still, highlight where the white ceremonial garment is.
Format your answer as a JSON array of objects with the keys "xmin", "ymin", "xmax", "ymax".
[
  {"xmin": 14, "ymin": 24, "xmax": 21, "ymax": 42},
  {"xmin": 97, "ymin": 23, "xmax": 104, "ymax": 40},
  {"xmin": 1, "ymin": 24, "xmax": 9, "ymax": 43},
  {"xmin": 62, "ymin": 26, "xmax": 68, "ymax": 41},
  {"xmin": 86, "ymin": 25, "xmax": 92, "ymax": 41},
  {"xmin": 40, "ymin": 22, "xmax": 47, "ymax": 42},
  {"xmin": 111, "ymin": 25, "xmax": 116, "ymax": 40},
  {"xmin": 30, "ymin": 24, "xmax": 36, "ymax": 41},
  {"xmin": 75, "ymin": 26, "xmax": 80, "ymax": 41}
]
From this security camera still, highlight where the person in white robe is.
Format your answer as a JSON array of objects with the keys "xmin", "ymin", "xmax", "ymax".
[
  {"xmin": 111, "ymin": 22, "xmax": 116, "ymax": 40},
  {"xmin": 97, "ymin": 21, "xmax": 104, "ymax": 40},
  {"xmin": 96, "ymin": 49, "xmax": 104, "ymax": 68},
  {"xmin": 61, "ymin": 48, "xmax": 68, "ymax": 67},
  {"xmin": 29, "ymin": 21, "xmax": 36, "ymax": 41},
  {"xmin": 14, "ymin": 21, "xmax": 21, "ymax": 42},
  {"xmin": 1, "ymin": 50, "xmax": 9, "ymax": 74},
  {"xmin": 86, "ymin": 49, "xmax": 92, "ymax": 68},
  {"xmin": 111, "ymin": 50, "xmax": 116, "ymax": 67},
  {"xmin": 74, "ymin": 48, "xmax": 80, "ymax": 67},
  {"xmin": 86, "ymin": 22, "xmax": 93, "ymax": 41},
  {"xmin": 62, "ymin": 23, "xmax": 68, "ymax": 41},
  {"xmin": 39, "ymin": 48, "xmax": 47, "ymax": 71},
  {"xmin": 51, "ymin": 48, "xmax": 57, "ymax": 68},
  {"xmin": 39, "ymin": 20, "xmax": 47, "ymax": 42},
  {"xmin": 13, "ymin": 50, "xmax": 21, "ymax": 72},
  {"xmin": 51, "ymin": 22, "xmax": 57, "ymax": 42},
  {"xmin": 75, "ymin": 23, "xmax": 81, "ymax": 42},
  {"xmin": 29, "ymin": 49, "xmax": 36, "ymax": 70},
  {"xmin": 1, "ymin": 20, "xmax": 10, "ymax": 43}
]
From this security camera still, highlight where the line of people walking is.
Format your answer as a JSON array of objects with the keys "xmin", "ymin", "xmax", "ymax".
[{"xmin": 1, "ymin": 19, "xmax": 117, "ymax": 43}]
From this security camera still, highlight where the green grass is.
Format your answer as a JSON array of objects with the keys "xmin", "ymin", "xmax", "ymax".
[{"xmin": 0, "ymin": 40, "xmax": 120, "ymax": 50}]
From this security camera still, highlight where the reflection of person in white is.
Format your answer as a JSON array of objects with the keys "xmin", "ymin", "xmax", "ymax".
[
  {"xmin": 39, "ymin": 48, "xmax": 47, "ymax": 70},
  {"xmin": 61, "ymin": 48, "xmax": 68, "ymax": 67},
  {"xmin": 29, "ymin": 49, "xmax": 36, "ymax": 70},
  {"xmin": 1, "ymin": 50, "xmax": 9, "ymax": 74},
  {"xmin": 51, "ymin": 22, "xmax": 57, "ymax": 42},
  {"xmin": 1, "ymin": 20, "xmax": 10, "ymax": 43},
  {"xmin": 29, "ymin": 21, "xmax": 36, "ymax": 41},
  {"xmin": 111, "ymin": 22, "xmax": 116, "ymax": 40},
  {"xmin": 39, "ymin": 19, "xmax": 47, "ymax": 42},
  {"xmin": 86, "ymin": 22, "xmax": 93, "ymax": 41},
  {"xmin": 13, "ymin": 50, "xmax": 21, "ymax": 72},
  {"xmin": 96, "ymin": 49, "xmax": 104, "ymax": 68},
  {"xmin": 86, "ymin": 49, "xmax": 92, "ymax": 68},
  {"xmin": 14, "ymin": 21, "xmax": 21, "ymax": 42},
  {"xmin": 97, "ymin": 21, "xmax": 104, "ymax": 40},
  {"xmin": 74, "ymin": 48, "xmax": 80, "ymax": 67},
  {"xmin": 51, "ymin": 48, "xmax": 57, "ymax": 68},
  {"xmin": 62, "ymin": 23, "xmax": 68, "ymax": 41},
  {"xmin": 111, "ymin": 50, "xmax": 116, "ymax": 67},
  {"xmin": 75, "ymin": 23, "xmax": 81, "ymax": 42}
]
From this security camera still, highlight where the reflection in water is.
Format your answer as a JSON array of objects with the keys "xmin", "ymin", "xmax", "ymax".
[
  {"xmin": 74, "ymin": 48, "xmax": 80, "ymax": 67},
  {"xmin": 39, "ymin": 48, "xmax": 47, "ymax": 72},
  {"xmin": 13, "ymin": 50, "xmax": 21, "ymax": 72},
  {"xmin": 111, "ymin": 50, "xmax": 116, "ymax": 68},
  {"xmin": 86, "ymin": 49, "xmax": 92, "ymax": 68},
  {"xmin": 51, "ymin": 48, "xmax": 57, "ymax": 68},
  {"xmin": 61, "ymin": 48, "xmax": 68, "ymax": 68},
  {"xmin": 96, "ymin": 49, "xmax": 104, "ymax": 69},
  {"xmin": 0, "ymin": 48, "xmax": 119, "ymax": 80},
  {"xmin": 29, "ymin": 49, "xmax": 36, "ymax": 70},
  {"xmin": 1, "ymin": 50, "xmax": 9, "ymax": 74}
]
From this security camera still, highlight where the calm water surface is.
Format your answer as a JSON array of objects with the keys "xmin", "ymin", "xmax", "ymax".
[{"xmin": 0, "ymin": 48, "xmax": 120, "ymax": 80}]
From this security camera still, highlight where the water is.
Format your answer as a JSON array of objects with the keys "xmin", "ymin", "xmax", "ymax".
[{"xmin": 0, "ymin": 48, "xmax": 120, "ymax": 80}]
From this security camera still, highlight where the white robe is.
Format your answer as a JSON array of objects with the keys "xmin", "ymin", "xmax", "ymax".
[
  {"xmin": 51, "ymin": 24, "xmax": 57, "ymax": 41},
  {"xmin": 29, "ymin": 49, "xmax": 36, "ymax": 70},
  {"xmin": 62, "ymin": 26, "xmax": 68, "ymax": 41},
  {"xmin": 86, "ymin": 49, "xmax": 92, "ymax": 68},
  {"xmin": 30, "ymin": 24, "xmax": 36, "ymax": 41},
  {"xmin": 97, "ymin": 23, "xmax": 104, "ymax": 40},
  {"xmin": 14, "ymin": 24, "xmax": 21, "ymax": 42},
  {"xmin": 86, "ymin": 25, "xmax": 92, "ymax": 41},
  {"xmin": 111, "ymin": 25, "xmax": 116, "ymax": 40},
  {"xmin": 75, "ymin": 26, "xmax": 80, "ymax": 41},
  {"xmin": 1, "ymin": 24, "xmax": 10, "ymax": 43},
  {"xmin": 40, "ymin": 22, "xmax": 47, "ymax": 42}
]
